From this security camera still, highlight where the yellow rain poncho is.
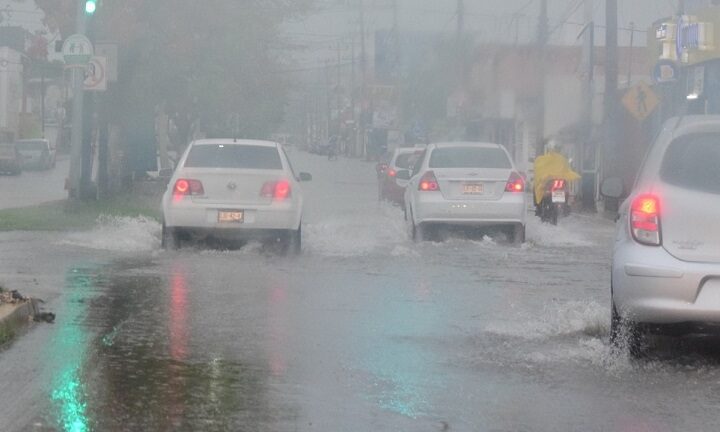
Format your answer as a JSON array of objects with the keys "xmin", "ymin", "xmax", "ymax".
[{"xmin": 533, "ymin": 151, "xmax": 581, "ymax": 205}]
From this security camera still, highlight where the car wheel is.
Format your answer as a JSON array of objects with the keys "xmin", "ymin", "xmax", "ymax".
[
  {"xmin": 161, "ymin": 222, "xmax": 180, "ymax": 250},
  {"xmin": 510, "ymin": 223, "xmax": 525, "ymax": 245},
  {"xmin": 610, "ymin": 301, "xmax": 645, "ymax": 357},
  {"xmin": 287, "ymin": 225, "xmax": 302, "ymax": 255}
]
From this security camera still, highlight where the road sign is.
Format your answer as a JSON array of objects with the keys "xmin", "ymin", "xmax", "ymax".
[
  {"xmin": 95, "ymin": 42, "xmax": 118, "ymax": 82},
  {"xmin": 84, "ymin": 56, "xmax": 107, "ymax": 91},
  {"xmin": 62, "ymin": 34, "xmax": 93, "ymax": 66},
  {"xmin": 622, "ymin": 81, "xmax": 660, "ymax": 122}
]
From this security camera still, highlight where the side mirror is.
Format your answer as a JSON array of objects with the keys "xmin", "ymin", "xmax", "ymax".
[
  {"xmin": 600, "ymin": 177, "xmax": 625, "ymax": 199},
  {"xmin": 299, "ymin": 172, "xmax": 313, "ymax": 182},
  {"xmin": 395, "ymin": 170, "xmax": 411, "ymax": 180},
  {"xmin": 159, "ymin": 168, "xmax": 174, "ymax": 179}
]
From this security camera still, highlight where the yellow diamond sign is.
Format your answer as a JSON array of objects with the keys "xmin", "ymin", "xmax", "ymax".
[{"xmin": 622, "ymin": 81, "xmax": 660, "ymax": 122}]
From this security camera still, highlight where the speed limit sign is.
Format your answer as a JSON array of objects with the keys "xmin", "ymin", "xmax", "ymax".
[{"xmin": 84, "ymin": 56, "xmax": 107, "ymax": 91}]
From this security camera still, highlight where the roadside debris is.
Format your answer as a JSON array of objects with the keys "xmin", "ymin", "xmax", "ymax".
[{"xmin": 0, "ymin": 287, "xmax": 55, "ymax": 324}]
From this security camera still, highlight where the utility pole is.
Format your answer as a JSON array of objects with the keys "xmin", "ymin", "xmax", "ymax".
[
  {"xmin": 627, "ymin": 22, "xmax": 635, "ymax": 86},
  {"xmin": 359, "ymin": 0, "xmax": 367, "ymax": 158},
  {"xmin": 580, "ymin": 0, "xmax": 596, "ymax": 211},
  {"xmin": 456, "ymin": 0, "xmax": 465, "ymax": 91},
  {"xmin": 603, "ymin": 0, "xmax": 619, "ymax": 180},
  {"xmin": 68, "ymin": 0, "xmax": 87, "ymax": 199},
  {"xmin": 535, "ymin": 0, "xmax": 549, "ymax": 157},
  {"xmin": 350, "ymin": 34, "xmax": 356, "ymax": 155}
]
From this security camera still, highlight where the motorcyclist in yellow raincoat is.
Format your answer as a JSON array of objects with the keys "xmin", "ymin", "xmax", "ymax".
[{"xmin": 533, "ymin": 142, "xmax": 581, "ymax": 210}]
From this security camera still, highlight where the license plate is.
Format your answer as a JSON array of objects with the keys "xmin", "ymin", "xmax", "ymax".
[
  {"xmin": 218, "ymin": 210, "xmax": 244, "ymax": 223},
  {"xmin": 463, "ymin": 183, "xmax": 484, "ymax": 194},
  {"xmin": 552, "ymin": 191, "xmax": 566, "ymax": 203}
]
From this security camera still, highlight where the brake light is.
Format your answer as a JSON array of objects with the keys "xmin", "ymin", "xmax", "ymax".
[
  {"xmin": 505, "ymin": 172, "xmax": 525, "ymax": 192},
  {"xmin": 630, "ymin": 194, "xmax": 661, "ymax": 246},
  {"xmin": 551, "ymin": 179, "xmax": 566, "ymax": 191},
  {"xmin": 261, "ymin": 180, "xmax": 292, "ymax": 200},
  {"xmin": 419, "ymin": 171, "xmax": 440, "ymax": 191},
  {"xmin": 173, "ymin": 179, "xmax": 204, "ymax": 196}
]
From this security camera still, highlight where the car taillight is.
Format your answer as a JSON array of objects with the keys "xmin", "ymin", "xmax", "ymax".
[
  {"xmin": 631, "ymin": 194, "xmax": 661, "ymax": 246},
  {"xmin": 551, "ymin": 179, "xmax": 566, "ymax": 191},
  {"xmin": 505, "ymin": 172, "xmax": 525, "ymax": 192},
  {"xmin": 419, "ymin": 171, "xmax": 440, "ymax": 191},
  {"xmin": 261, "ymin": 180, "xmax": 292, "ymax": 200},
  {"xmin": 173, "ymin": 179, "xmax": 204, "ymax": 196}
]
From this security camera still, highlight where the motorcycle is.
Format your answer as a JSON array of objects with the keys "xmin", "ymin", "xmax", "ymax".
[{"xmin": 538, "ymin": 179, "xmax": 568, "ymax": 225}]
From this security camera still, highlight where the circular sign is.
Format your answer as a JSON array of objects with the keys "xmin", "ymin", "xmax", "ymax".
[
  {"xmin": 653, "ymin": 60, "xmax": 679, "ymax": 84},
  {"xmin": 62, "ymin": 34, "xmax": 93, "ymax": 65},
  {"xmin": 83, "ymin": 57, "xmax": 107, "ymax": 91}
]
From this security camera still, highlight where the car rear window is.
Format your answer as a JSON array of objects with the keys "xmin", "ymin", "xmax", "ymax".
[
  {"xmin": 184, "ymin": 144, "xmax": 283, "ymax": 169},
  {"xmin": 395, "ymin": 153, "xmax": 416, "ymax": 169},
  {"xmin": 429, "ymin": 147, "xmax": 511, "ymax": 169},
  {"xmin": 660, "ymin": 133, "xmax": 720, "ymax": 194}
]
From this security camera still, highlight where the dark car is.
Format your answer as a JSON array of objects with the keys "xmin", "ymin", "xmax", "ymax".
[{"xmin": 0, "ymin": 143, "xmax": 22, "ymax": 175}]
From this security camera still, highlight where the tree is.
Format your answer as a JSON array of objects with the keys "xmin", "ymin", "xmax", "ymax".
[{"xmin": 36, "ymin": 0, "xmax": 313, "ymax": 148}]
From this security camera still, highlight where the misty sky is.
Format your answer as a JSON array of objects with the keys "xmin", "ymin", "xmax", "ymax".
[{"xmin": 284, "ymin": 0, "xmax": 678, "ymax": 66}]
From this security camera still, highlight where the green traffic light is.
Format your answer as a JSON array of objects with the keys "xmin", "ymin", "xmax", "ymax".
[{"xmin": 85, "ymin": 0, "xmax": 96, "ymax": 15}]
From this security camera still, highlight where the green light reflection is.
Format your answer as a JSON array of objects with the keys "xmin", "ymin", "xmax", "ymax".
[{"xmin": 48, "ymin": 267, "xmax": 93, "ymax": 432}]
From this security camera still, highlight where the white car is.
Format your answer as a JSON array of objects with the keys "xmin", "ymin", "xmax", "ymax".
[
  {"xmin": 161, "ymin": 139, "xmax": 312, "ymax": 252},
  {"xmin": 16, "ymin": 139, "xmax": 56, "ymax": 170},
  {"xmin": 400, "ymin": 142, "xmax": 527, "ymax": 243},
  {"xmin": 607, "ymin": 116, "xmax": 720, "ymax": 353}
]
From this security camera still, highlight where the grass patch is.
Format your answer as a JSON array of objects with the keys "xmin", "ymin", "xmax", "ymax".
[
  {"xmin": 0, "ymin": 325, "xmax": 15, "ymax": 346},
  {"xmin": 0, "ymin": 195, "xmax": 161, "ymax": 231}
]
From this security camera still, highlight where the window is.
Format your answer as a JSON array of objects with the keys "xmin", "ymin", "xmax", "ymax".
[
  {"xmin": 394, "ymin": 154, "xmax": 416, "ymax": 169},
  {"xmin": 660, "ymin": 133, "xmax": 720, "ymax": 194},
  {"xmin": 185, "ymin": 144, "xmax": 283, "ymax": 170},
  {"xmin": 429, "ymin": 147, "xmax": 511, "ymax": 169}
]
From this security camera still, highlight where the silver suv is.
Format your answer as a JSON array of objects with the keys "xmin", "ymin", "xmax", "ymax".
[{"xmin": 606, "ymin": 116, "xmax": 720, "ymax": 353}]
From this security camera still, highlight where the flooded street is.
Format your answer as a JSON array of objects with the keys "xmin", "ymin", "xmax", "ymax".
[{"xmin": 0, "ymin": 152, "xmax": 718, "ymax": 431}]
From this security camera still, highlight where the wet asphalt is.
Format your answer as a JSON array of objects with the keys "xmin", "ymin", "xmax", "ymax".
[{"xmin": 1, "ymin": 152, "xmax": 720, "ymax": 431}]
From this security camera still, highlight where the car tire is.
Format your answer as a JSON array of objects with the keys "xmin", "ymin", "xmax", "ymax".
[
  {"xmin": 510, "ymin": 223, "xmax": 525, "ymax": 245},
  {"xmin": 610, "ymin": 301, "xmax": 645, "ymax": 357},
  {"xmin": 287, "ymin": 225, "xmax": 302, "ymax": 255},
  {"xmin": 161, "ymin": 222, "xmax": 180, "ymax": 250}
]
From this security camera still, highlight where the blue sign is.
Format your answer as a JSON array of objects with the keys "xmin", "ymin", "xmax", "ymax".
[{"xmin": 653, "ymin": 60, "xmax": 679, "ymax": 83}]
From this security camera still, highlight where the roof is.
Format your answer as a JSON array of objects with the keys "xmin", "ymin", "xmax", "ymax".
[{"xmin": 191, "ymin": 139, "xmax": 278, "ymax": 147}]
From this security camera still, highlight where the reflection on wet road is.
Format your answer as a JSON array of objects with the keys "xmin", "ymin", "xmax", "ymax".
[{"xmin": 3, "ymin": 153, "xmax": 720, "ymax": 431}]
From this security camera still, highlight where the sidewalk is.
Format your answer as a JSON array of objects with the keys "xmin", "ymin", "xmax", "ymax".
[{"xmin": 0, "ymin": 298, "xmax": 41, "ymax": 345}]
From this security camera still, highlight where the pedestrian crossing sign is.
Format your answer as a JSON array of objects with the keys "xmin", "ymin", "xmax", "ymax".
[{"xmin": 622, "ymin": 81, "xmax": 660, "ymax": 122}]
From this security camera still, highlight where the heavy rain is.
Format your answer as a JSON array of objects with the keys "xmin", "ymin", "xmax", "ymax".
[{"xmin": 1, "ymin": 1, "xmax": 720, "ymax": 431}]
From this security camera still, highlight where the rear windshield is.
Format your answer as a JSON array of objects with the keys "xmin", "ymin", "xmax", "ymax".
[
  {"xmin": 429, "ymin": 147, "xmax": 511, "ymax": 169},
  {"xmin": 660, "ymin": 133, "xmax": 720, "ymax": 194},
  {"xmin": 395, "ymin": 153, "xmax": 417, "ymax": 169},
  {"xmin": 184, "ymin": 144, "xmax": 283, "ymax": 169},
  {"xmin": 17, "ymin": 141, "xmax": 47, "ymax": 151}
]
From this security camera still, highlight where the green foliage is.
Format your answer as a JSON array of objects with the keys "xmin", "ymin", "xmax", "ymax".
[
  {"xmin": 36, "ymin": 0, "xmax": 313, "ymax": 143},
  {"xmin": 0, "ymin": 195, "xmax": 161, "ymax": 232}
]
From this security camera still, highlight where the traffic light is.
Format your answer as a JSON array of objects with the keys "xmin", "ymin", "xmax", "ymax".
[{"xmin": 85, "ymin": 0, "xmax": 97, "ymax": 15}]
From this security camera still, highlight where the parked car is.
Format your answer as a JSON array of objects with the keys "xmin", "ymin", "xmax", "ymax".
[
  {"xmin": 399, "ymin": 142, "xmax": 527, "ymax": 243},
  {"xmin": 607, "ymin": 116, "xmax": 720, "ymax": 354},
  {"xmin": 161, "ymin": 139, "xmax": 312, "ymax": 252},
  {"xmin": 376, "ymin": 147, "xmax": 424, "ymax": 206},
  {"xmin": 0, "ymin": 142, "xmax": 22, "ymax": 176},
  {"xmin": 16, "ymin": 138, "xmax": 56, "ymax": 170}
]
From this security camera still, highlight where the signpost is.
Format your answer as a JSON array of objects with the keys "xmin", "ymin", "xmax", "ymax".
[
  {"xmin": 622, "ymin": 81, "xmax": 660, "ymax": 122},
  {"xmin": 83, "ymin": 56, "xmax": 107, "ymax": 91},
  {"xmin": 62, "ymin": 34, "xmax": 93, "ymax": 67}
]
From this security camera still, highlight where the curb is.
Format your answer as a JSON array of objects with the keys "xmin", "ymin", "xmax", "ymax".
[{"xmin": 0, "ymin": 300, "xmax": 41, "ymax": 345}]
